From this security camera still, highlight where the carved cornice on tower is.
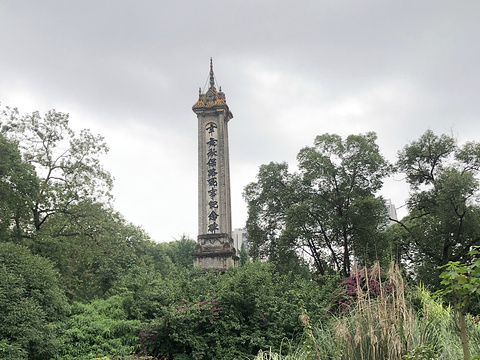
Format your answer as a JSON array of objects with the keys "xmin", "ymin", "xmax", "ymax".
[{"xmin": 192, "ymin": 58, "xmax": 233, "ymax": 119}]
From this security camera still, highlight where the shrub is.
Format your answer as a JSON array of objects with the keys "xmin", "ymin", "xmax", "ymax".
[
  {"xmin": 60, "ymin": 295, "xmax": 141, "ymax": 359},
  {"xmin": 136, "ymin": 262, "xmax": 330, "ymax": 360},
  {"xmin": 137, "ymin": 296, "xmax": 221, "ymax": 359},
  {"xmin": 402, "ymin": 345, "xmax": 438, "ymax": 360},
  {"xmin": 0, "ymin": 242, "xmax": 67, "ymax": 360}
]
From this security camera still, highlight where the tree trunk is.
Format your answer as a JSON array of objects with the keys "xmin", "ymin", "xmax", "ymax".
[
  {"xmin": 342, "ymin": 233, "xmax": 350, "ymax": 276},
  {"xmin": 458, "ymin": 311, "xmax": 470, "ymax": 360},
  {"xmin": 33, "ymin": 206, "xmax": 41, "ymax": 230}
]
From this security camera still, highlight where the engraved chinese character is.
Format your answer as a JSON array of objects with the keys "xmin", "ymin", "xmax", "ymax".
[
  {"xmin": 208, "ymin": 222, "xmax": 219, "ymax": 233},
  {"xmin": 208, "ymin": 188, "xmax": 217, "ymax": 199},
  {"xmin": 208, "ymin": 168, "xmax": 218, "ymax": 177},
  {"xmin": 206, "ymin": 123, "xmax": 217, "ymax": 134},
  {"xmin": 206, "ymin": 158, "xmax": 217, "ymax": 167},
  {"xmin": 207, "ymin": 148, "xmax": 218, "ymax": 158},
  {"xmin": 208, "ymin": 200, "xmax": 218, "ymax": 209},
  {"xmin": 206, "ymin": 137, "xmax": 218, "ymax": 147},
  {"xmin": 207, "ymin": 177, "xmax": 217, "ymax": 187},
  {"xmin": 208, "ymin": 211, "xmax": 219, "ymax": 221}
]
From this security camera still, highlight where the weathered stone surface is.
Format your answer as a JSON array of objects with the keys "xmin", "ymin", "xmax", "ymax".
[{"xmin": 192, "ymin": 59, "xmax": 238, "ymax": 270}]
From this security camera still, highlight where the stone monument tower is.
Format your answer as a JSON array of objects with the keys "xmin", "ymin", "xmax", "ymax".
[{"xmin": 192, "ymin": 59, "xmax": 238, "ymax": 270}]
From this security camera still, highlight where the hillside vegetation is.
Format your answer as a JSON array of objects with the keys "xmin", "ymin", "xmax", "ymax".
[{"xmin": 1, "ymin": 106, "xmax": 480, "ymax": 359}]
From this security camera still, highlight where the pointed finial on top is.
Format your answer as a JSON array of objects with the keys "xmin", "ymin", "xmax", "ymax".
[{"xmin": 209, "ymin": 57, "xmax": 215, "ymax": 88}]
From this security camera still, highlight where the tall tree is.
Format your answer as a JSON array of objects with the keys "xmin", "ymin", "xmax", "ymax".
[
  {"xmin": 244, "ymin": 162, "xmax": 297, "ymax": 266},
  {"xmin": 1, "ymin": 107, "xmax": 113, "ymax": 236},
  {"xmin": 160, "ymin": 235, "xmax": 196, "ymax": 269},
  {"xmin": 34, "ymin": 200, "xmax": 153, "ymax": 300},
  {"xmin": 244, "ymin": 132, "xmax": 391, "ymax": 276},
  {"xmin": 396, "ymin": 130, "xmax": 480, "ymax": 285},
  {"xmin": 1, "ymin": 106, "xmax": 152, "ymax": 301},
  {"xmin": 0, "ymin": 134, "xmax": 39, "ymax": 241}
]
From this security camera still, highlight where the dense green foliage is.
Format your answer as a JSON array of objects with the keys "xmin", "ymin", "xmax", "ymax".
[
  {"xmin": 59, "ymin": 296, "xmax": 140, "ymax": 359},
  {"xmin": 244, "ymin": 133, "xmax": 391, "ymax": 277},
  {"xmin": 133, "ymin": 262, "xmax": 335, "ymax": 359},
  {"xmin": 393, "ymin": 130, "xmax": 480, "ymax": 287},
  {"xmin": 0, "ymin": 133, "xmax": 39, "ymax": 241},
  {"xmin": 2, "ymin": 105, "xmax": 480, "ymax": 359},
  {"xmin": 435, "ymin": 247, "xmax": 480, "ymax": 360},
  {"xmin": 0, "ymin": 242, "xmax": 67, "ymax": 359}
]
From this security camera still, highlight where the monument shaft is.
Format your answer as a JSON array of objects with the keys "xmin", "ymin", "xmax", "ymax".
[{"xmin": 192, "ymin": 59, "xmax": 238, "ymax": 270}]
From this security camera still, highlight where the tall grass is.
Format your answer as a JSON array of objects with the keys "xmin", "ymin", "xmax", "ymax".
[
  {"xmin": 253, "ymin": 261, "xmax": 480, "ymax": 360},
  {"xmin": 409, "ymin": 287, "xmax": 480, "ymax": 359},
  {"xmin": 329, "ymin": 262, "xmax": 480, "ymax": 359},
  {"xmin": 331, "ymin": 261, "xmax": 413, "ymax": 360},
  {"xmin": 253, "ymin": 348, "xmax": 308, "ymax": 360},
  {"xmin": 411, "ymin": 286, "xmax": 460, "ymax": 358}
]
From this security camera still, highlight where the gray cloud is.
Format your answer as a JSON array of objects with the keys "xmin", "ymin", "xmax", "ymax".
[{"xmin": 1, "ymin": 0, "xmax": 479, "ymax": 241}]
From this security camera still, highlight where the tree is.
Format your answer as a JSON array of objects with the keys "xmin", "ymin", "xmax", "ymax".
[
  {"xmin": 239, "ymin": 243, "xmax": 249, "ymax": 266},
  {"xmin": 0, "ymin": 242, "xmax": 68, "ymax": 359},
  {"xmin": 0, "ymin": 134, "xmax": 39, "ymax": 241},
  {"xmin": 396, "ymin": 130, "xmax": 480, "ymax": 285},
  {"xmin": 33, "ymin": 201, "xmax": 153, "ymax": 301},
  {"xmin": 59, "ymin": 296, "xmax": 140, "ymax": 359},
  {"xmin": 1, "ymin": 106, "xmax": 133, "ymax": 301},
  {"xmin": 1, "ymin": 106, "xmax": 113, "ymax": 236},
  {"xmin": 244, "ymin": 133, "xmax": 391, "ymax": 276},
  {"xmin": 160, "ymin": 235, "xmax": 196, "ymax": 269},
  {"xmin": 244, "ymin": 162, "xmax": 301, "ymax": 271}
]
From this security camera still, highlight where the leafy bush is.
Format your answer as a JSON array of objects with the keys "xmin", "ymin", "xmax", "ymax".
[
  {"xmin": 410, "ymin": 286, "xmax": 480, "ymax": 359},
  {"xmin": 59, "ymin": 295, "xmax": 141, "ymax": 359},
  {"xmin": 138, "ymin": 296, "xmax": 221, "ymax": 359},
  {"xmin": 136, "ymin": 262, "xmax": 330, "ymax": 360},
  {"xmin": 402, "ymin": 345, "xmax": 438, "ymax": 360},
  {"xmin": 0, "ymin": 242, "xmax": 67, "ymax": 360}
]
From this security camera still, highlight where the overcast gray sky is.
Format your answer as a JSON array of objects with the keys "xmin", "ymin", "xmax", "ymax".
[{"xmin": 1, "ymin": 1, "xmax": 479, "ymax": 242}]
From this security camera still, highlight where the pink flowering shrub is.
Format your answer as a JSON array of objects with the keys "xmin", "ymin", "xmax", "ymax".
[{"xmin": 331, "ymin": 266, "xmax": 393, "ymax": 314}]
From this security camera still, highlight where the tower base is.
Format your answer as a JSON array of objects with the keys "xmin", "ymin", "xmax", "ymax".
[{"xmin": 193, "ymin": 233, "xmax": 238, "ymax": 271}]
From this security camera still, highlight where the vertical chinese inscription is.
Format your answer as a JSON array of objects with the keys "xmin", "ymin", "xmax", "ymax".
[{"xmin": 206, "ymin": 122, "xmax": 219, "ymax": 233}]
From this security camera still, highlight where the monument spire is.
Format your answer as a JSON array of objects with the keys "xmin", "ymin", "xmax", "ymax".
[
  {"xmin": 192, "ymin": 59, "xmax": 238, "ymax": 270},
  {"xmin": 209, "ymin": 57, "xmax": 215, "ymax": 88}
]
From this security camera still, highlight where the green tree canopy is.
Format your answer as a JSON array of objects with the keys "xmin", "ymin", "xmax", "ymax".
[
  {"xmin": 244, "ymin": 132, "xmax": 391, "ymax": 276},
  {"xmin": 33, "ymin": 201, "xmax": 154, "ymax": 301},
  {"xmin": 396, "ymin": 130, "xmax": 480, "ymax": 285},
  {"xmin": 0, "ymin": 242, "xmax": 68, "ymax": 359},
  {"xmin": 0, "ymin": 134, "xmax": 39, "ymax": 241},
  {"xmin": 1, "ymin": 106, "xmax": 113, "ymax": 236},
  {"xmin": 1, "ymin": 105, "xmax": 155, "ymax": 301},
  {"xmin": 135, "ymin": 261, "xmax": 334, "ymax": 360}
]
